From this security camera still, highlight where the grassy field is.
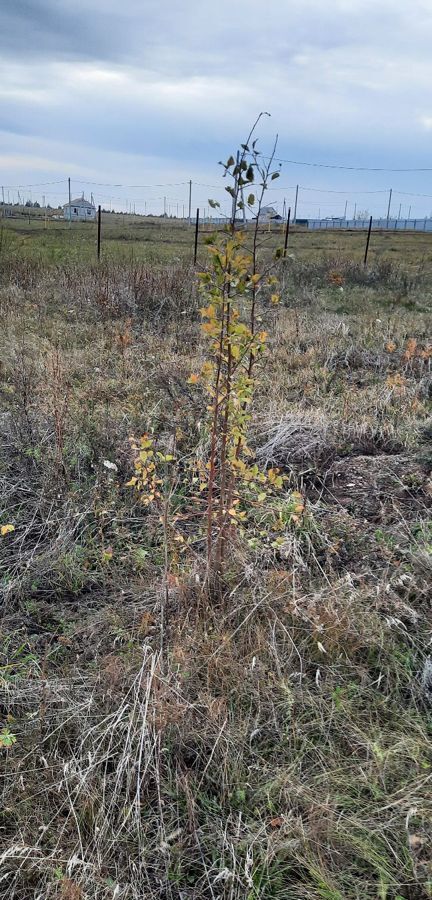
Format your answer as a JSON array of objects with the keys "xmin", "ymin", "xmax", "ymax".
[
  {"xmin": 2, "ymin": 210, "xmax": 432, "ymax": 268},
  {"xmin": 0, "ymin": 232, "xmax": 431, "ymax": 898}
]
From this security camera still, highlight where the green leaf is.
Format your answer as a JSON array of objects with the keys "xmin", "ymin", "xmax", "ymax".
[
  {"xmin": 271, "ymin": 172, "xmax": 280, "ymax": 180},
  {"xmin": 208, "ymin": 199, "xmax": 220, "ymax": 208},
  {"xmin": 226, "ymin": 156, "xmax": 235, "ymax": 167},
  {"xmin": 247, "ymin": 194, "xmax": 255, "ymax": 206},
  {"xmin": 0, "ymin": 727, "xmax": 17, "ymax": 749},
  {"xmin": 246, "ymin": 165, "xmax": 254, "ymax": 182}
]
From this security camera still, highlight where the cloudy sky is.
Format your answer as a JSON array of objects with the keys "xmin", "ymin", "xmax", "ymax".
[{"xmin": 2, "ymin": 0, "xmax": 432, "ymax": 217}]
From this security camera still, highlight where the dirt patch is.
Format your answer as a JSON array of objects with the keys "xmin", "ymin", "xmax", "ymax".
[{"xmin": 324, "ymin": 453, "xmax": 431, "ymax": 522}]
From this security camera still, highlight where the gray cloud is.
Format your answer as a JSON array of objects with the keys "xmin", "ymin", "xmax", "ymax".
[{"xmin": 1, "ymin": 0, "xmax": 432, "ymax": 216}]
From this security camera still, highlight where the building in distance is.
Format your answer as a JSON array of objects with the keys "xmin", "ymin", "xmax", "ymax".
[{"xmin": 63, "ymin": 195, "xmax": 96, "ymax": 221}]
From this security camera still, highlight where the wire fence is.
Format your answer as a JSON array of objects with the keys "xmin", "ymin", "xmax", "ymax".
[
  {"xmin": 308, "ymin": 217, "xmax": 432, "ymax": 232},
  {"xmin": 3, "ymin": 175, "xmax": 432, "ymax": 222},
  {"xmin": 1, "ymin": 201, "xmax": 432, "ymax": 272}
]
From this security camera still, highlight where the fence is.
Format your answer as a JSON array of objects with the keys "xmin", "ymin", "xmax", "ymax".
[{"xmin": 306, "ymin": 218, "xmax": 432, "ymax": 232}]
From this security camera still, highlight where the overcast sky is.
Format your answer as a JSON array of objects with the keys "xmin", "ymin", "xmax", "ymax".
[{"xmin": 1, "ymin": 0, "xmax": 432, "ymax": 217}]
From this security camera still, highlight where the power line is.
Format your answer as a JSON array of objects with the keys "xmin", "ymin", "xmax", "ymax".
[
  {"xmin": 269, "ymin": 186, "xmax": 388, "ymax": 195},
  {"xmin": 0, "ymin": 179, "xmax": 66, "ymax": 188},
  {"xmin": 268, "ymin": 156, "xmax": 432, "ymax": 173},
  {"xmin": 79, "ymin": 180, "xmax": 188, "ymax": 188}
]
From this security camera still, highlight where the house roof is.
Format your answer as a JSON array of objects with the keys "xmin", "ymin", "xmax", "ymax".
[
  {"xmin": 255, "ymin": 205, "xmax": 282, "ymax": 221},
  {"xmin": 63, "ymin": 197, "xmax": 95, "ymax": 209}
]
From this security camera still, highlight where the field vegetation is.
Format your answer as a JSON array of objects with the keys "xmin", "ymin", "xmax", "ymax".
[
  {"xmin": 3, "ymin": 207, "xmax": 432, "ymax": 269},
  {"xmin": 0, "ymin": 145, "xmax": 431, "ymax": 899}
]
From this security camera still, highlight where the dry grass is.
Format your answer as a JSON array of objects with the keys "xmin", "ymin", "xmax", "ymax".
[{"xmin": 0, "ymin": 255, "xmax": 431, "ymax": 899}]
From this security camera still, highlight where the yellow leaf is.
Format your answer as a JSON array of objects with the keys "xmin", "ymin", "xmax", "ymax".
[
  {"xmin": 270, "ymin": 294, "xmax": 280, "ymax": 304},
  {"xmin": 250, "ymin": 273, "xmax": 261, "ymax": 285},
  {"xmin": 200, "ymin": 304, "xmax": 216, "ymax": 318},
  {"xmin": 188, "ymin": 373, "xmax": 199, "ymax": 384},
  {"xmin": 1, "ymin": 524, "xmax": 15, "ymax": 536}
]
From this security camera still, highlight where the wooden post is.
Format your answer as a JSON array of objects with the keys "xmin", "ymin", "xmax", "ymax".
[
  {"xmin": 283, "ymin": 207, "xmax": 291, "ymax": 257},
  {"xmin": 364, "ymin": 216, "xmax": 373, "ymax": 266},
  {"xmin": 293, "ymin": 184, "xmax": 299, "ymax": 224},
  {"xmin": 188, "ymin": 180, "xmax": 192, "ymax": 225},
  {"xmin": 386, "ymin": 188, "xmax": 392, "ymax": 226},
  {"xmin": 97, "ymin": 205, "xmax": 102, "ymax": 259},
  {"xmin": 193, "ymin": 208, "xmax": 199, "ymax": 265}
]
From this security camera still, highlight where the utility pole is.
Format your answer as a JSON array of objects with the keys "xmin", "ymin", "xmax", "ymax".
[
  {"xmin": 68, "ymin": 177, "xmax": 72, "ymax": 227},
  {"xmin": 293, "ymin": 185, "xmax": 299, "ymax": 224},
  {"xmin": 398, "ymin": 203, "xmax": 402, "ymax": 220},
  {"xmin": 282, "ymin": 198, "xmax": 286, "ymax": 220},
  {"xmin": 353, "ymin": 203, "xmax": 357, "ymax": 221},
  {"xmin": 344, "ymin": 200, "xmax": 348, "ymax": 220},
  {"xmin": 188, "ymin": 180, "xmax": 192, "ymax": 225},
  {"xmin": 408, "ymin": 205, "xmax": 411, "ymax": 219},
  {"xmin": 386, "ymin": 188, "xmax": 393, "ymax": 226},
  {"xmin": 1, "ymin": 186, "xmax": 4, "ymax": 218},
  {"xmin": 163, "ymin": 196, "xmax": 166, "ymax": 217}
]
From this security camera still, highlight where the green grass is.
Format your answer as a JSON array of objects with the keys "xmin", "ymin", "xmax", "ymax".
[{"xmin": 2, "ymin": 211, "xmax": 432, "ymax": 269}]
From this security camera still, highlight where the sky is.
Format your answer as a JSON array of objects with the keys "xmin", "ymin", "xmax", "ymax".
[{"xmin": 1, "ymin": 0, "xmax": 432, "ymax": 218}]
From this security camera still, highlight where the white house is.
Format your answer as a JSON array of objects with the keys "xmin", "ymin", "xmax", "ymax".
[
  {"xmin": 256, "ymin": 205, "xmax": 283, "ymax": 223},
  {"xmin": 63, "ymin": 196, "xmax": 96, "ymax": 221}
]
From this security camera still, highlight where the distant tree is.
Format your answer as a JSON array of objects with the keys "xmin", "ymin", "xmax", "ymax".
[
  {"xmin": 25, "ymin": 200, "xmax": 33, "ymax": 207},
  {"xmin": 33, "ymin": 201, "xmax": 40, "ymax": 208}
]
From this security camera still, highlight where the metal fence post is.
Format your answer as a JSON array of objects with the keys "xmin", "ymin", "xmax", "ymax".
[
  {"xmin": 283, "ymin": 207, "xmax": 291, "ymax": 257},
  {"xmin": 364, "ymin": 216, "xmax": 373, "ymax": 266},
  {"xmin": 97, "ymin": 205, "xmax": 102, "ymax": 260},
  {"xmin": 193, "ymin": 208, "xmax": 199, "ymax": 265}
]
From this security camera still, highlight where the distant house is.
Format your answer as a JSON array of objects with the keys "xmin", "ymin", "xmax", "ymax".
[
  {"xmin": 256, "ymin": 205, "xmax": 283, "ymax": 223},
  {"xmin": 63, "ymin": 196, "xmax": 96, "ymax": 221}
]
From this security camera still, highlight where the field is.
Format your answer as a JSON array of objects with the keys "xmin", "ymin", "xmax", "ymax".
[
  {"xmin": 3, "ymin": 210, "xmax": 432, "ymax": 267},
  {"xmin": 0, "ymin": 220, "xmax": 431, "ymax": 899}
]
